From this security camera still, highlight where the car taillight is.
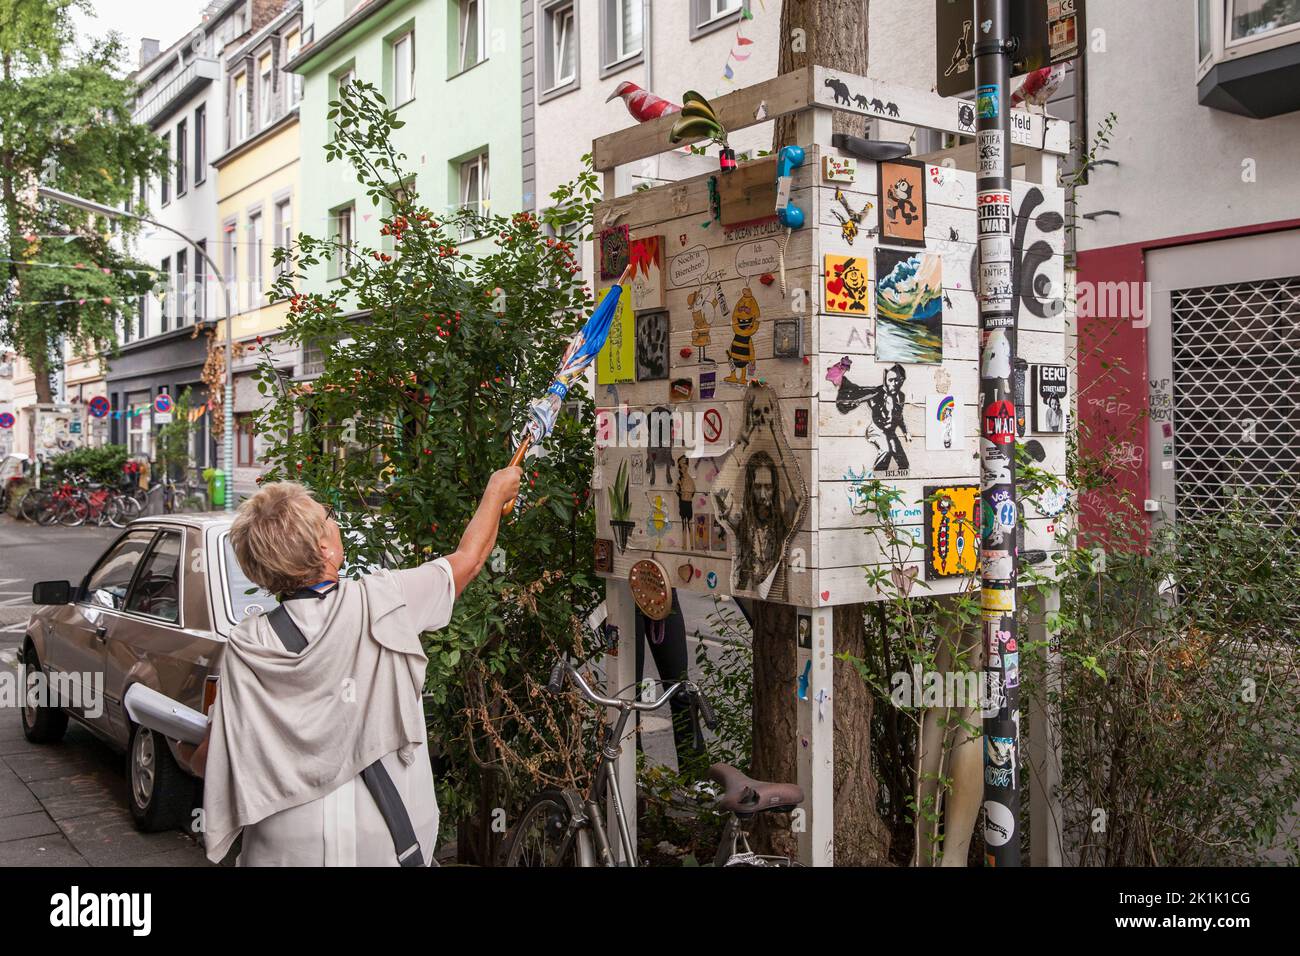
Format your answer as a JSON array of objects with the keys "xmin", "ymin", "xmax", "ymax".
[{"xmin": 203, "ymin": 675, "xmax": 219, "ymax": 715}]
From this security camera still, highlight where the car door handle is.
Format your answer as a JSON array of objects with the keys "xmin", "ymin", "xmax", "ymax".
[{"xmin": 94, "ymin": 624, "xmax": 108, "ymax": 643}]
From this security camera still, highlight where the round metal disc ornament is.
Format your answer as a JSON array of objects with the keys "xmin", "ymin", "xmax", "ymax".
[{"xmin": 629, "ymin": 559, "xmax": 672, "ymax": 621}]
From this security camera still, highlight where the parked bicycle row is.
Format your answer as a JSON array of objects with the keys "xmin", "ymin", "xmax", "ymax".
[{"xmin": 1, "ymin": 453, "xmax": 211, "ymax": 527}]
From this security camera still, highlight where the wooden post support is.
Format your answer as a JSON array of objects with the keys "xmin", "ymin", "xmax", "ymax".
[
  {"xmin": 603, "ymin": 576, "xmax": 639, "ymax": 863},
  {"xmin": 1028, "ymin": 584, "xmax": 1064, "ymax": 867},
  {"xmin": 796, "ymin": 606, "xmax": 834, "ymax": 866}
]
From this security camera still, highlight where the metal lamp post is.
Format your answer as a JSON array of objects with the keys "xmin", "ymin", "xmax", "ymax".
[
  {"xmin": 38, "ymin": 185, "xmax": 235, "ymax": 512},
  {"xmin": 973, "ymin": 0, "xmax": 1020, "ymax": 866}
]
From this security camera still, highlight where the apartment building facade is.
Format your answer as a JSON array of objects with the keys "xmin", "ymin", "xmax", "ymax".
[
  {"xmin": 1071, "ymin": 0, "xmax": 1300, "ymax": 534},
  {"xmin": 213, "ymin": 0, "xmax": 306, "ymax": 493},
  {"xmin": 108, "ymin": 0, "xmax": 287, "ymax": 468},
  {"xmin": 529, "ymin": 0, "xmax": 780, "ymax": 236},
  {"xmin": 287, "ymin": 0, "xmax": 523, "ymax": 327}
]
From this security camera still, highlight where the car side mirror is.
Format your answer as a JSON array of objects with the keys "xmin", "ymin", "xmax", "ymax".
[{"xmin": 32, "ymin": 580, "xmax": 71, "ymax": 605}]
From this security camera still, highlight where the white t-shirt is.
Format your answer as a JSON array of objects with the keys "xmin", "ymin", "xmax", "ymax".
[{"xmin": 234, "ymin": 558, "xmax": 455, "ymax": 866}]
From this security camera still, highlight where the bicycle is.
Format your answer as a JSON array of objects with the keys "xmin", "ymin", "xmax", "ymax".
[{"xmin": 499, "ymin": 658, "xmax": 805, "ymax": 867}]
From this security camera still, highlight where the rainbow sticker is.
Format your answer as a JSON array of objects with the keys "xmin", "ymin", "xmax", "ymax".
[{"xmin": 936, "ymin": 395, "xmax": 955, "ymax": 422}]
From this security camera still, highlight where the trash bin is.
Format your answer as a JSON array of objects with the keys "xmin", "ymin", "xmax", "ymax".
[{"xmin": 209, "ymin": 472, "xmax": 226, "ymax": 508}]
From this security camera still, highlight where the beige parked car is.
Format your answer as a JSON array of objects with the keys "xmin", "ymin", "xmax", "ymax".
[{"xmin": 22, "ymin": 514, "xmax": 277, "ymax": 832}]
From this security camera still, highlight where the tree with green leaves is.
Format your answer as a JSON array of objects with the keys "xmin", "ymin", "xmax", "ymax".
[{"xmin": 0, "ymin": 0, "xmax": 166, "ymax": 402}]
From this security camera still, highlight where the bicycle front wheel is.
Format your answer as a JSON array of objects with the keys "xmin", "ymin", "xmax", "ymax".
[
  {"xmin": 59, "ymin": 494, "xmax": 89, "ymax": 527},
  {"xmin": 500, "ymin": 789, "xmax": 595, "ymax": 867}
]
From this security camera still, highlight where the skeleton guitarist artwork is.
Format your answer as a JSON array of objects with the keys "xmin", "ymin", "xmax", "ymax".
[{"xmin": 712, "ymin": 385, "xmax": 807, "ymax": 599}]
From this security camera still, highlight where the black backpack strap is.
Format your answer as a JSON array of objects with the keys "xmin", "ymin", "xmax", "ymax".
[
  {"xmin": 263, "ymin": 602, "xmax": 425, "ymax": 867},
  {"xmin": 360, "ymin": 762, "xmax": 425, "ymax": 866},
  {"xmin": 266, "ymin": 605, "xmax": 308, "ymax": 653}
]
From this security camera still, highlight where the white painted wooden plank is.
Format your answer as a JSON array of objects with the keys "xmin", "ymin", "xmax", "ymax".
[{"xmin": 811, "ymin": 66, "xmax": 1071, "ymax": 155}]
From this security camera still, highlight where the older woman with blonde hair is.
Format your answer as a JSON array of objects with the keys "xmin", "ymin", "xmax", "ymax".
[{"xmin": 188, "ymin": 467, "xmax": 520, "ymax": 866}]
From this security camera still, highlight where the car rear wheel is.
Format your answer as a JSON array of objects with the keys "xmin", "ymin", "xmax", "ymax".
[
  {"xmin": 127, "ymin": 722, "xmax": 196, "ymax": 833},
  {"xmin": 20, "ymin": 645, "xmax": 69, "ymax": 744}
]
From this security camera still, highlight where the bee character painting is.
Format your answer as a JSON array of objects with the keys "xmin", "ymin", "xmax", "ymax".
[
  {"xmin": 877, "ymin": 158, "xmax": 927, "ymax": 248},
  {"xmin": 724, "ymin": 287, "xmax": 761, "ymax": 385},
  {"xmin": 712, "ymin": 384, "xmax": 808, "ymax": 600}
]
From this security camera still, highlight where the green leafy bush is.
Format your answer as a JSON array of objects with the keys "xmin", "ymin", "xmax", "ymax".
[{"xmin": 45, "ymin": 444, "xmax": 128, "ymax": 484}]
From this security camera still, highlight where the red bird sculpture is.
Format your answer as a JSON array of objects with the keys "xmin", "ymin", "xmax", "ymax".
[
  {"xmin": 1011, "ymin": 64, "xmax": 1064, "ymax": 110},
  {"xmin": 606, "ymin": 82, "xmax": 681, "ymax": 122}
]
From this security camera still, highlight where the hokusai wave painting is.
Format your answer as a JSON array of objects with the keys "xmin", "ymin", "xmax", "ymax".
[{"xmin": 875, "ymin": 249, "xmax": 944, "ymax": 365}]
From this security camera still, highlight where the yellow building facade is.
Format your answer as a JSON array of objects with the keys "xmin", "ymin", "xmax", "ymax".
[{"xmin": 212, "ymin": 2, "xmax": 304, "ymax": 493}]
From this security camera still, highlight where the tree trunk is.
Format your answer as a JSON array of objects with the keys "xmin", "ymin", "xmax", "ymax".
[
  {"xmin": 31, "ymin": 352, "xmax": 53, "ymax": 404},
  {"xmin": 831, "ymin": 603, "xmax": 891, "ymax": 863},
  {"xmin": 750, "ymin": 0, "xmax": 888, "ymax": 866},
  {"xmin": 749, "ymin": 601, "xmax": 799, "ymax": 857},
  {"xmin": 772, "ymin": 0, "xmax": 870, "ymax": 149}
]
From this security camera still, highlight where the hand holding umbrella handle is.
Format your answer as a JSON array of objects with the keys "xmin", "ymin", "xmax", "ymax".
[{"xmin": 500, "ymin": 436, "xmax": 533, "ymax": 519}]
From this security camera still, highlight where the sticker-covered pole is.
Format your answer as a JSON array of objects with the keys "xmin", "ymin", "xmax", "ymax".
[{"xmin": 974, "ymin": 0, "xmax": 1020, "ymax": 867}]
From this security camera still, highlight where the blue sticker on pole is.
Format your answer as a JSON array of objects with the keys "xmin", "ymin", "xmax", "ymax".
[{"xmin": 977, "ymin": 84, "xmax": 1000, "ymax": 120}]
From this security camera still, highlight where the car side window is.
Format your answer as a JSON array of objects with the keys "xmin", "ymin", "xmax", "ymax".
[
  {"xmin": 125, "ymin": 531, "xmax": 183, "ymax": 624},
  {"xmin": 83, "ymin": 531, "xmax": 156, "ymax": 611}
]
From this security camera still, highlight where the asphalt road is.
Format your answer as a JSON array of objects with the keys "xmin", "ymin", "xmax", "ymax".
[{"xmin": 0, "ymin": 517, "xmax": 120, "ymax": 659}]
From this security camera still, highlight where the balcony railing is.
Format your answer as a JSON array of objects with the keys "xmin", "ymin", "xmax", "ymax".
[{"xmin": 134, "ymin": 57, "xmax": 219, "ymax": 129}]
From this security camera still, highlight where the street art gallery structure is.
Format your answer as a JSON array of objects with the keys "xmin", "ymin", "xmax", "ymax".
[{"xmin": 587, "ymin": 66, "xmax": 1072, "ymax": 865}]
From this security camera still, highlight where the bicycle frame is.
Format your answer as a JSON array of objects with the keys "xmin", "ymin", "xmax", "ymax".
[{"xmin": 558, "ymin": 663, "xmax": 688, "ymax": 868}]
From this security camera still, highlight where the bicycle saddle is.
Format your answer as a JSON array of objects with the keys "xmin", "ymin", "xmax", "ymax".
[
  {"xmin": 709, "ymin": 763, "xmax": 804, "ymax": 817},
  {"xmin": 829, "ymin": 134, "xmax": 911, "ymax": 162}
]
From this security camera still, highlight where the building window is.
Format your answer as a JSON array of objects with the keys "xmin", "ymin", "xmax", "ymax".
[
  {"xmin": 247, "ymin": 211, "xmax": 264, "ymax": 306},
  {"xmin": 233, "ymin": 72, "xmax": 248, "ymax": 143},
  {"xmin": 194, "ymin": 104, "xmax": 206, "ymax": 185},
  {"xmin": 236, "ymin": 414, "xmax": 257, "ymax": 467},
  {"xmin": 691, "ymin": 0, "xmax": 744, "ymax": 39},
  {"xmin": 602, "ymin": 0, "xmax": 643, "ymax": 72},
  {"xmin": 160, "ymin": 256, "xmax": 171, "ymax": 332},
  {"xmin": 459, "ymin": 151, "xmax": 489, "ymax": 229},
  {"xmin": 332, "ymin": 67, "xmax": 354, "ymax": 139},
  {"xmin": 258, "ymin": 54, "xmax": 273, "ymax": 129},
  {"xmin": 223, "ymin": 220, "xmax": 238, "ymax": 313},
  {"xmin": 128, "ymin": 391, "xmax": 151, "ymax": 455},
  {"xmin": 160, "ymin": 132, "xmax": 170, "ymax": 205},
  {"xmin": 392, "ymin": 30, "xmax": 415, "ymax": 105},
  {"xmin": 176, "ymin": 249, "xmax": 188, "ymax": 325},
  {"xmin": 331, "ymin": 204, "xmax": 354, "ymax": 278},
  {"xmin": 274, "ymin": 197, "xmax": 292, "ymax": 278},
  {"xmin": 285, "ymin": 29, "xmax": 303, "ymax": 105},
  {"xmin": 176, "ymin": 119, "xmax": 188, "ymax": 196},
  {"xmin": 1229, "ymin": 0, "xmax": 1300, "ymax": 42},
  {"xmin": 137, "ymin": 292, "xmax": 146, "ymax": 339},
  {"xmin": 457, "ymin": 0, "xmax": 486, "ymax": 74},
  {"xmin": 541, "ymin": 1, "xmax": 578, "ymax": 96},
  {"xmin": 195, "ymin": 240, "xmax": 206, "ymax": 321}
]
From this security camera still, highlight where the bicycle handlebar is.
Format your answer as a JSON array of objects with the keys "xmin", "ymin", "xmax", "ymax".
[{"xmin": 547, "ymin": 659, "xmax": 717, "ymax": 724}]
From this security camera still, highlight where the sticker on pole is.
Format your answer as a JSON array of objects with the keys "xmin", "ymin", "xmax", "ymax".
[
  {"xmin": 154, "ymin": 394, "xmax": 173, "ymax": 414},
  {"xmin": 0, "ymin": 412, "xmax": 13, "ymax": 430},
  {"xmin": 984, "ymin": 399, "xmax": 1017, "ymax": 446},
  {"xmin": 88, "ymin": 396, "xmax": 110, "ymax": 419},
  {"xmin": 977, "ymin": 191, "xmax": 1013, "ymax": 237}
]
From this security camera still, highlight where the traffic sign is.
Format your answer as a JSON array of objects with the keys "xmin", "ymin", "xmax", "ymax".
[
  {"xmin": 0, "ymin": 412, "xmax": 13, "ymax": 430},
  {"xmin": 88, "ymin": 395, "xmax": 110, "ymax": 418},
  {"xmin": 154, "ymin": 393, "xmax": 173, "ymax": 414}
]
